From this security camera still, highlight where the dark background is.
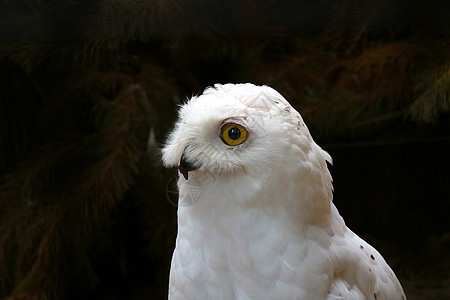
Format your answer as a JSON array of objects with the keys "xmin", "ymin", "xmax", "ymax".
[{"xmin": 0, "ymin": 1, "xmax": 449, "ymax": 299}]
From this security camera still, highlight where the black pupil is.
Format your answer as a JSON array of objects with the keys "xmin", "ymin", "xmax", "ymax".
[{"xmin": 228, "ymin": 127, "xmax": 241, "ymax": 140}]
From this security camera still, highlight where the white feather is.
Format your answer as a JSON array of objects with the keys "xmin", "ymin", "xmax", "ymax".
[{"xmin": 162, "ymin": 83, "xmax": 406, "ymax": 300}]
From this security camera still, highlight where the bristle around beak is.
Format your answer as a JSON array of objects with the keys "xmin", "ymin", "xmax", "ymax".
[{"xmin": 178, "ymin": 150, "xmax": 197, "ymax": 180}]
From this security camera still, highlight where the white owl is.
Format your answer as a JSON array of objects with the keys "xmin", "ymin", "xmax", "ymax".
[{"xmin": 162, "ymin": 83, "xmax": 406, "ymax": 300}]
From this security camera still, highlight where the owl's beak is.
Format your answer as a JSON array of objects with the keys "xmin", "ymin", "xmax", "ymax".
[{"xmin": 178, "ymin": 150, "xmax": 197, "ymax": 180}]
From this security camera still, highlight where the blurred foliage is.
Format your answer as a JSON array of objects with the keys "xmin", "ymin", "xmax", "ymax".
[{"xmin": 0, "ymin": 0, "xmax": 449, "ymax": 299}]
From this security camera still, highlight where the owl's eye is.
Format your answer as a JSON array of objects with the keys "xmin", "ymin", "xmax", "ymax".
[{"xmin": 220, "ymin": 123, "xmax": 247, "ymax": 146}]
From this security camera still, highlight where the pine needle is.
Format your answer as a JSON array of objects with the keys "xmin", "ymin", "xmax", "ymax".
[{"xmin": 409, "ymin": 64, "xmax": 450, "ymax": 124}]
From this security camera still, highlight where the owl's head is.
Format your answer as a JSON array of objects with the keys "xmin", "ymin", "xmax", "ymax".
[
  {"xmin": 162, "ymin": 83, "xmax": 330, "ymax": 185},
  {"xmin": 163, "ymin": 83, "xmax": 332, "ymax": 221}
]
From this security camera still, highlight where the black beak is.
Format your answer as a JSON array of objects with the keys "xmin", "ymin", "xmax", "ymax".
[{"xmin": 178, "ymin": 150, "xmax": 197, "ymax": 180}]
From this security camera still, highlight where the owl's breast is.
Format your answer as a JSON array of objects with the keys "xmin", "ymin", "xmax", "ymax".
[{"xmin": 169, "ymin": 206, "xmax": 337, "ymax": 299}]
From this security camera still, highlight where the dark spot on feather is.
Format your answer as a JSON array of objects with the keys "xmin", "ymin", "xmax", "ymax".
[
  {"xmin": 360, "ymin": 245, "xmax": 364, "ymax": 249},
  {"xmin": 370, "ymin": 254, "xmax": 375, "ymax": 260},
  {"xmin": 369, "ymin": 267, "xmax": 371, "ymax": 272},
  {"xmin": 374, "ymin": 293, "xmax": 378, "ymax": 299}
]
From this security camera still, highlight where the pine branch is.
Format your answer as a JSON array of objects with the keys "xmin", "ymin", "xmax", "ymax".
[
  {"xmin": 409, "ymin": 64, "xmax": 450, "ymax": 124},
  {"xmin": 0, "ymin": 79, "xmax": 158, "ymax": 299}
]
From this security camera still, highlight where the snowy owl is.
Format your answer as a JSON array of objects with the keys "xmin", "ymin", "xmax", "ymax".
[{"xmin": 162, "ymin": 83, "xmax": 406, "ymax": 300}]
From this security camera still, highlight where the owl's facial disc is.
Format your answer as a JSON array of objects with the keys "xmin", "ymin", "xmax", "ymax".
[{"xmin": 178, "ymin": 150, "xmax": 198, "ymax": 180}]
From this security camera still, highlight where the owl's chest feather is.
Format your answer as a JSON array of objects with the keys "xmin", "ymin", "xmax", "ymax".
[{"xmin": 170, "ymin": 206, "xmax": 335, "ymax": 299}]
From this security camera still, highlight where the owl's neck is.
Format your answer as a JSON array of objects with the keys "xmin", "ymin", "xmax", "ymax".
[
  {"xmin": 176, "ymin": 161, "xmax": 334, "ymax": 233},
  {"xmin": 174, "ymin": 171, "xmax": 340, "ymax": 296}
]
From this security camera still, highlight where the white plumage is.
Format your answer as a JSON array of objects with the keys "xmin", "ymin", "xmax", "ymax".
[{"xmin": 162, "ymin": 83, "xmax": 406, "ymax": 300}]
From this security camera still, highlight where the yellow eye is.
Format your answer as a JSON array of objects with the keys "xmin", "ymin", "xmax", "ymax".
[{"xmin": 220, "ymin": 123, "xmax": 247, "ymax": 146}]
